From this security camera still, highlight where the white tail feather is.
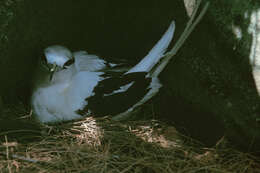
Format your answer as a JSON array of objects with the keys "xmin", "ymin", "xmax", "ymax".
[{"xmin": 126, "ymin": 21, "xmax": 175, "ymax": 74}]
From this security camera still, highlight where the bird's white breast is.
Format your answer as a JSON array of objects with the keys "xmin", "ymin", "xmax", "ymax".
[{"xmin": 32, "ymin": 70, "xmax": 104, "ymax": 123}]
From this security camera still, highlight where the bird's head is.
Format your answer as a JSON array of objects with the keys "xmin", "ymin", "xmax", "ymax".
[{"xmin": 41, "ymin": 45, "xmax": 75, "ymax": 81}]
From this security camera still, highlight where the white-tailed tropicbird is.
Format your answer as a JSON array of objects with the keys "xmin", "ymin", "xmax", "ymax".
[{"xmin": 31, "ymin": 1, "xmax": 209, "ymax": 123}]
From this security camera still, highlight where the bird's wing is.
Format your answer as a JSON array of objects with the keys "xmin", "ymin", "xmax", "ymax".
[
  {"xmin": 126, "ymin": 20, "xmax": 175, "ymax": 74},
  {"xmin": 84, "ymin": 72, "xmax": 152, "ymax": 116},
  {"xmin": 101, "ymin": 63, "xmax": 132, "ymax": 74},
  {"xmin": 73, "ymin": 51, "xmax": 107, "ymax": 72},
  {"xmin": 73, "ymin": 51, "xmax": 132, "ymax": 73}
]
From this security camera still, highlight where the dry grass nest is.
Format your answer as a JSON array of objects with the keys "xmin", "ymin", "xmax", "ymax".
[{"xmin": 0, "ymin": 104, "xmax": 260, "ymax": 173}]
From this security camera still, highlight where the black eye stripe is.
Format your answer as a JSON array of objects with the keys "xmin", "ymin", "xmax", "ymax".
[
  {"xmin": 64, "ymin": 58, "xmax": 75, "ymax": 67},
  {"xmin": 39, "ymin": 53, "xmax": 51, "ymax": 71},
  {"xmin": 40, "ymin": 52, "xmax": 47, "ymax": 63}
]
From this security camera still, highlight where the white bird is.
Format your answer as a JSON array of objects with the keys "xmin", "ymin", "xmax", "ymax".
[
  {"xmin": 32, "ymin": 21, "xmax": 174, "ymax": 123},
  {"xmin": 31, "ymin": 1, "xmax": 209, "ymax": 123}
]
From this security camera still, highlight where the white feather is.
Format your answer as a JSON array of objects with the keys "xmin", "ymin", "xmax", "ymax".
[
  {"xmin": 32, "ymin": 70, "xmax": 104, "ymax": 123},
  {"xmin": 45, "ymin": 45, "xmax": 73, "ymax": 66},
  {"xmin": 104, "ymin": 82, "xmax": 134, "ymax": 96},
  {"xmin": 73, "ymin": 51, "xmax": 107, "ymax": 72},
  {"xmin": 126, "ymin": 21, "xmax": 175, "ymax": 74},
  {"xmin": 113, "ymin": 77, "xmax": 162, "ymax": 120}
]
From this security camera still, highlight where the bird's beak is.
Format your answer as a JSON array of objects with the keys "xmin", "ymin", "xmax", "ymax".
[{"xmin": 49, "ymin": 64, "xmax": 57, "ymax": 81}]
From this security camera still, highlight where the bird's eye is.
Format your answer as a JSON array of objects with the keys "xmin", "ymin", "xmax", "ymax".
[
  {"xmin": 40, "ymin": 53, "xmax": 52, "ymax": 71},
  {"xmin": 63, "ymin": 57, "xmax": 75, "ymax": 69}
]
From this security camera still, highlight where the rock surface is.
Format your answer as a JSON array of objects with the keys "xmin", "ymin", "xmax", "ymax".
[{"xmin": 157, "ymin": 0, "xmax": 260, "ymax": 151}]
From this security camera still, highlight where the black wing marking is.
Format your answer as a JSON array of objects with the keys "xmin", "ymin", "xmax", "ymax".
[
  {"xmin": 84, "ymin": 72, "xmax": 151, "ymax": 116},
  {"xmin": 101, "ymin": 63, "xmax": 132, "ymax": 74}
]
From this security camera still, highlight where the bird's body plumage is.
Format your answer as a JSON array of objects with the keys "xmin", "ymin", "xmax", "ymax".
[
  {"xmin": 31, "ymin": 0, "xmax": 209, "ymax": 123},
  {"xmin": 32, "ymin": 21, "xmax": 175, "ymax": 123}
]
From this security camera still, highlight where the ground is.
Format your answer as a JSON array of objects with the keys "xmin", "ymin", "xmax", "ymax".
[{"xmin": 0, "ymin": 105, "xmax": 260, "ymax": 172}]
